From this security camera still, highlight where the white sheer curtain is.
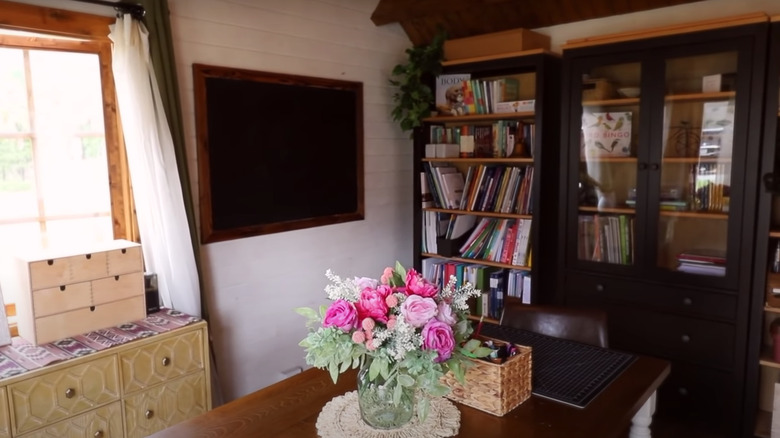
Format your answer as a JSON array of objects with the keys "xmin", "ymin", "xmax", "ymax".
[{"xmin": 108, "ymin": 15, "xmax": 201, "ymax": 317}]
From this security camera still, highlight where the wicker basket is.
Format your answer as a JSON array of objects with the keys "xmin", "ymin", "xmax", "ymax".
[{"xmin": 441, "ymin": 343, "xmax": 532, "ymax": 416}]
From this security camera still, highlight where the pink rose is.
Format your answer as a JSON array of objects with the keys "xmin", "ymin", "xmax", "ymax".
[
  {"xmin": 356, "ymin": 285, "xmax": 392, "ymax": 323},
  {"xmin": 400, "ymin": 295, "xmax": 437, "ymax": 327},
  {"xmin": 354, "ymin": 277, "xmax": 379, "ymax": 291},
  {"xmin": 323, "ymin": 299, "xmax": 358, "ymax": 332},
  {"xmin": 422, "ymin": 320, "xmax": 455, "ymax": 362},
  {"xmin": 380, "ymin": 267, "xmax": 394, "ymax": 285},
  {"xmin": 436, "ymin": 301, "xmax": 457, "ymax": 325},
  {"xmin": 405, "ymin": 269, "xmax": 438, "ymax": 298}
]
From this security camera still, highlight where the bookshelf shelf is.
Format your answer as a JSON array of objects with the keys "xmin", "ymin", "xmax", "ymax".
[
  {"xmin": 420, "ymin": 253, "xmax": 532, "ymax": 271},
  {"xmin": 422, "ymin": 207, "xmax": 532, "ymax": 220},
  {"xmin": 659, "ymin": 211, "xmax": 728, "ymax": 219},
  {"xmin": 665, "ymin": 91, "xmax": 736, "ymax": 102},
  {"xmin": 423, "ymin": 112, "xmax": 534, "ymax": 123},
  {"xmin": 579, "ymin": 206, "xmax": 635, "ymax": 215},
  {"xmin": 769, "ymin": 230, "xmax": 780, "ymax": 238},
  {"xmin": 423, "ymin": 157, "xmax": 533, "ymax": 164},
  {"xmin": 578, "ymin": 157, "xmax": 636, "ymax": 164},
  {"xmin": 662, "ymin": 157, "xmax": 732, "ymax": 164},
  {"xmin": 582, "ymin": 97, "xmax": 640, "ymax": 107}
]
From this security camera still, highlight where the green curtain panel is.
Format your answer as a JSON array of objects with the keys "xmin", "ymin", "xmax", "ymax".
[{"xmin": 136, "ymin": 0, "xmax": 207, "ymax": 321}]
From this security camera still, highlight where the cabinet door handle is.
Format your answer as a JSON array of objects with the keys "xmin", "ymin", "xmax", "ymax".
[
  {"xmin": 650, "ymin": 163, "xmax": 659, "ymax": 170},
  {"xmin": 638, "ymin": 162, "xmax": 648, "ymax": 170},
  {"xmin": 94, "ymin": 430, "xmax": 104, "ymax": 438},
  {"xmin": 678, "ymin": 387, "xmax": 688, "ymax": 396},
  {"xmin": 162, "ymin": 356, "xmax": 171, "ymax": 367},
  {"xmin": 682, "ymin": 297, "xmax": 693, "ymax": 306},
  {"xmin": 595, "ymin": 284, "xmax": 605, "ymax": 292},
  {"xmin": 65, "ymin": 388, "xmax": 75, "ymax": 399},
  {"xmin": 681, "ymin": 334, "xmax": 691, "ymax": 343},
  {"xmin": 145, "ymin": 409, "xmax": 154, "ymax": 419}
]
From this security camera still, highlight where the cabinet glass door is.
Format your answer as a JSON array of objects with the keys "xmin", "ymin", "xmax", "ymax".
[
  {"xmin": 657, "ymin": 52, "xmax": 738, "ymax": 276},
  {"xmin": 578, "ymin": 62, "xmax": 641, "ymax": 265}
]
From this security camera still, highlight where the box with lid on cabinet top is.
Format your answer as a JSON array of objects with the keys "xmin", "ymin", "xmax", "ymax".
[{"xmin": 12, "ymin": 239, "xmax": 146, "ymax": 345}]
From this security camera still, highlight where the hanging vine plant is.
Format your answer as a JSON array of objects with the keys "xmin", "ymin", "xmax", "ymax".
[{"xmin": 389, "ymin": 32, "xmax": 446, "ymax": 137}]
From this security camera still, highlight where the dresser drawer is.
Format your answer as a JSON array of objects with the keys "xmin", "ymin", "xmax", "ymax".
[
  {"xmin": 608, "ymin": 306, "xmax": 735, "ymax": 369},
  {"xmin": 34, "ymin": 296, "xmax": 146, "ymax": 345},
  {"xmin": 0, "ymin": 388, "xmax": 11, "ymax": 438},
  {"xmin": 29, "ymin": 253, "xmax": 108, "ymax": 291},
  {"xmin": 565, "ymin": 272, "xmax": 737, "ymax": 320},
  {"xmin": 119, "ymin": 329, "xmax": 204, "ymax": 394},
  {"xmin": 9, "ymin": 355, "xmax": 120, "ymax": 435},
  {"xmin": 91, "ymin": 272, "xmax": 144, "ymax": 306},
  {"xmin": 19, "ymin": 401, "xmax": 122, "ymax": 438},
  {"xmin": 32, "ymin": 282, "xmax": 92, "ymax": 318},
  {"xmin": 123, "ymin": 372, "xmax": 208, "ymax": 438}
]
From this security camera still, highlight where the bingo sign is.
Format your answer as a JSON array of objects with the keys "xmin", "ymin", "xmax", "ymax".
[{"xmin": 581, "ymin": 111, "xmax": 632, "ymax": 157}]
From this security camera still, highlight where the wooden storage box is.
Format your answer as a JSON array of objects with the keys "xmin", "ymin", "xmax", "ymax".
[
  {"xmin": 441, "ymin": 342, "xmax": 532, "ymax": 416},
  {"xmin": 582, "ymin": 78, "xmax": 617, "ymax": 101},
  {"xmin": 444, "ymin": 29, "xmax": 550, "ymax": 61},
  {"xmin": 13, "ymin": 240, "xmax": 146, "ymax": 345}
]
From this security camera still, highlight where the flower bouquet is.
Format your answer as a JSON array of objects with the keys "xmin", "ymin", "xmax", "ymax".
[{"xmin": 296, "ymin": 262, "xmax": 490, "ymax": 427}]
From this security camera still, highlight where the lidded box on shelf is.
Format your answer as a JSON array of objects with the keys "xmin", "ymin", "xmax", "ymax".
[
  {"xmin": 441, "ymin": 340, "xmax": 532, "ymax": 416},
  {"xmin": 443, "ymin": 29, "xmax": 551, "ymax": 61},
  {"xmin": 13, "ymin": 239, "xmax": 146, "ymax": 345}
]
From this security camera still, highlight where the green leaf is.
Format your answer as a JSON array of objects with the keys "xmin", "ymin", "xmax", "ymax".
[
  {"xmin": 328, "ymin": 363, "xmax": 339, "ymax": 383},
  {"xmin": 463, "ymin": 338, "xmax": 481, "ymax": 352},
  {"xmin": 398, "ymin": 373, "xmax": 415, "ymax": 387},
  {"xmin": 393, "ymin": 380, "xmax": 402, "ymax": 405},
  {"xmin": 369, "ymin": 357, "xmax": 382, "ymax": 381},
  {"xmin": 294, "ymin": 307, "xmax": 319, "ymax": 320},
  {"xmin": 472, "ymin": 347, "xmax": 493, "ymax": 358},
  {"xmin": 417, "ymin": 396, "xmax": 431, "ymax": 422}
]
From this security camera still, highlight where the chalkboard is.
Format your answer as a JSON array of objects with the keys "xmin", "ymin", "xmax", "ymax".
[{"xmin": 193, "ymin": 64, "xmax": 364, "ymax": 243}]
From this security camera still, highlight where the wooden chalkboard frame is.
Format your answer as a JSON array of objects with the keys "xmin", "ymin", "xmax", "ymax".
[{"xmin": 193, "ymin": 64, "xmax": 364, "ymax": 243}]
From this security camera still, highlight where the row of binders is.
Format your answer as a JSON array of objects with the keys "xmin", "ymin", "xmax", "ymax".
[
  {"xmin": 422, "ymin": 163, "xmax": 534, "ymax": 214},
  {"xmin": 421, "ymin": 258, "xmax": 532, "ymax": 319}
]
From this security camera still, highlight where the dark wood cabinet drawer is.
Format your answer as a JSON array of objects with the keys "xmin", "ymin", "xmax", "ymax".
[
  {"xmin": 608, "ymin": 306, "xmax": 735, "ymax": 369},
  {"xmin": 655, "ymin": 360, "xmax": 739, "ymax": 437},
  {"xmin": 564, "ymin": 272, "xmax": 736, "ymax": 321}
]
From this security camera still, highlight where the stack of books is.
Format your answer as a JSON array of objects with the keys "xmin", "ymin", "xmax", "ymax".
[{"xmin": 676, "ymin": 249, "xmax": 726, "ymax": 276}]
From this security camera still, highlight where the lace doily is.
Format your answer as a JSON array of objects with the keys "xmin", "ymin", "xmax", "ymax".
[{"xmin": 316, "ymin": 391, "xmax": 461, "ymax": 438}]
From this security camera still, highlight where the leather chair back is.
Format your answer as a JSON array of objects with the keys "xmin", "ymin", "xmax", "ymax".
[{"xmin": 499, "ymin": 302, "xmax": 609, "ymax": 348}]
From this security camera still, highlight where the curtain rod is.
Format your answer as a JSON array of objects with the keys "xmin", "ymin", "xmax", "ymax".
[{"xmin": 69, "ymin": 0, "xmax": 146, "ymax": 20}]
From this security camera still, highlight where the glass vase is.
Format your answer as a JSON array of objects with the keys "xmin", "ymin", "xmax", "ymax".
[{"xmin": 357, "ymin": 358, "xmax": 416, "ymax": 429}]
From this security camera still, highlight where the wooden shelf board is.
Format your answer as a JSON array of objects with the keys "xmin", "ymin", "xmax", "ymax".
[
  {"xmin": 660, "ymin": 211, "xmax": 727, "ymax": 219},
  {"xmin": 423, "ymin": 157, "xmax": 533, "ymax": 164},
  {"xmin": 580, "ymin": 157, "xmax": 636, "ymax": 163},
  {"xmin": 662, "ymin": 157, "xmax": 731, "ymax": 164},
  {"xmin": 582, "ymin": 97, "xmax": 639, "ymax": 107},
  {"xmin": 665, "ymin": 91, "xmax": 736, "ymax": 101},
  {"xmin": 579, "ymin": 206, "xmax": 635, "ymax": 215},
  {"xmin": 769, "ymin": 230, "xmax": 780, "ymax": 238},
  {"xmin": 423, "ymin": 112, "xmax": 534, "ymax": 123},
  {"xmin": 421, "ymin": 208, "xmax": 532, "ymax": 220},
  {"xmin": 765, "ymin": 305, "xmax": 780, "ymax": 314},
  {"xmin": 759, "ymin": 349, "xmax": 780, "ymax": 369},
  {"xmin": 755, "ymin": 409, "xmax": 771, "ymax": 438},
  {"xmin": 421, "ymin": 253, "xmax": 531, "ymax": 271}
]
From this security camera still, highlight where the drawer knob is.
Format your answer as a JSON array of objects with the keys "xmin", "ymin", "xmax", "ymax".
[
  {"xmin": 65, "ymin": 388, "xmax": 75, "ymax": 399},
  {"xmin": 683, "ymin": 297, "xmax": 693, "ymax": 306},
  {"xmin": 145, "ymin": 409, "xmax": 154, "ymax": 419},
  {"xmin": 162, "ymin": 356, "xmax": 171, "ymax": 366},
  {"xmin": 595, "ymin": 284, "xmax": 605, "ymax": 292},
  {"xmin": 681, "ymin": 334, "xmax": 690, "ymax": 343},
  {"xmin": 94, "ymin": 431, "xmax": 104, "ymax": 438}
]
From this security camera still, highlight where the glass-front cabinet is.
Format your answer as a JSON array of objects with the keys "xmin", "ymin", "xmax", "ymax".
[
  {"xmin": 567, "ymin": 41, "xmax": 755, "ymax": 289},
  {"xmin": 560, "ymin": 19, "xmax": 768, "ymax": 437}
]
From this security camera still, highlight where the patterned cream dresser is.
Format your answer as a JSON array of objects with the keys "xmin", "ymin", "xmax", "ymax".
[{"xmin": 0, "ymin": 313, "xmax": 210, "ymax": 437}]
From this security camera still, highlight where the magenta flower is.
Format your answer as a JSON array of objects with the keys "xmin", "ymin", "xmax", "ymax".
[
  {"xmin": 422, "ymin": 320, "xmax": 456, "ymax": 362},
  {"xmin": 400, "ymin": 295, "xmax": 438, "ymax": 327},
  {"xmin": 323, "ymin": 299, "xmax": 358, "ymax": 332},
  {"xmin": 404, "ymin": 269, "xmax": 438, "ymax": 298},
  {"xmin": 356, "ymin": 285, "xmax": 392, "ymax": 323},
  {"xmin": 436, "ymin": 300, "xmax": 457, "ymax": 325},
  {"xmin": 355, "ymin": 277, "xmax": 379, "ymax": 291}
]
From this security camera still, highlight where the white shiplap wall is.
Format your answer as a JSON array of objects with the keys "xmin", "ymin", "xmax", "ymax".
[{"xmin": 167, "ymin": 0, "xmax": 413, "ymax": 401}]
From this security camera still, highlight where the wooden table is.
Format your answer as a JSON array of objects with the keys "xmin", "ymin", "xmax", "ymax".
[{"xmin": 150, "ymin": 353, "xmax": 669, "ymax": 438}]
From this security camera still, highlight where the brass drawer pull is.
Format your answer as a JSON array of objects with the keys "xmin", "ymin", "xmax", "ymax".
[
  {"xmin": 94, "ymin": 430, "xmax": 104, "ymax": 438},
  {"xmin": 145, "ymin": 409, "xmax": 154, "ymax": 419},
  {"xmin": 162, "ymin": 356, "xmax": 171, "ymax": 367},
  {"xmin": 65, "ymin": 388, "xmax": 75, "ymax": 398}
]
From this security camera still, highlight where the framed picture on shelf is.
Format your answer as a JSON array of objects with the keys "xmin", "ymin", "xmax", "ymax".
[{"xmin": 581, "ymin": 111, "xmax": 632, "ymax": 158}]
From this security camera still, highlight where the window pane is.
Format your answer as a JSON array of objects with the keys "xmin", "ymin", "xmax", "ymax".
[{"xmin": 0, "ymin": 47, "xmax": 114, "ymax": 305}]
